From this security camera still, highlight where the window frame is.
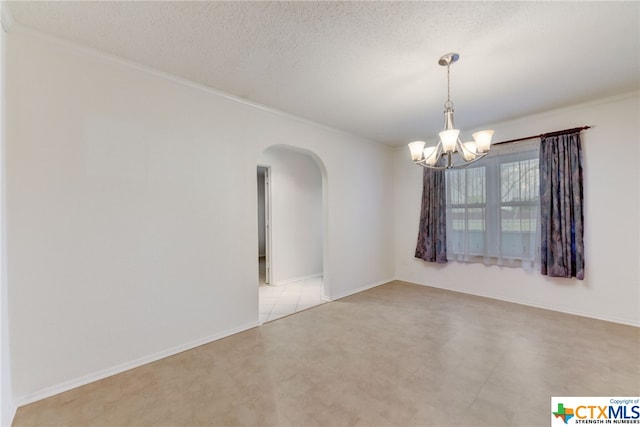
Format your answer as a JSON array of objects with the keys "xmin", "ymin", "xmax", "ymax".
[{"xmin": 445, "ymin": 140, "xmax": 540, "ymax": 267}]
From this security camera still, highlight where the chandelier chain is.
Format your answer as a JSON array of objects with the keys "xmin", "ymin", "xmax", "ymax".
[{"xmin": 445, "ymin": 64, "xmax": 453, "ymax": 109}]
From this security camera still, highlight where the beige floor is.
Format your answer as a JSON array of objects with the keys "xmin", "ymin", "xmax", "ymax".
[
  {"xmin": 259, "ymin": 277, "xmax": 325, "ymax": 323},
  {"xmin": 12, "ymin": 281, "xmax": 640, "ymax": 427}
]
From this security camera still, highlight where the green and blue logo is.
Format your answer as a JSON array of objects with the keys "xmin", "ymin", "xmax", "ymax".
[{"xmin": 551, "ymin": 397, "xmax": 640, "ymax": 425}]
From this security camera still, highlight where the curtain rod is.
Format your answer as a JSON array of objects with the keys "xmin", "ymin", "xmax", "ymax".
[{"xmin": 492, "ymin": 126, "xmax": 592, "ymax": 146}]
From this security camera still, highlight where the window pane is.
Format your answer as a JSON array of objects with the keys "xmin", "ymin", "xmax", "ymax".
[
  {"xmin": 467, "ymin": 207, "xmax": 486, "ymax": 231},
  {"xmin": 450, "ymin": 207, "xmax": 465, "ymax": 230},
  {"xmin": 466, "ymin": 167, "xmax": 485, "ymax": 204},
  {"xmin": 449, "ymin": 230, "xmax": 465, "ymax": 253},
  {"xmin": 467, "ymin": 207, "xmax": 485, "ymax": 254},
  {"xmin": 501, "ymin": 230, "xmax": 536, "ymax": 258},
  {"xmin": 446, "ymin": 169, "xmax": 464, "ymax": 205},
  {"xmin": 446, "ymin": 167, "xmax": 485, "ymax": 205},
  {"xmin": 500, "ymin": 205, "xmax": 537, "ymax": 259},
  {"xmin": 446, "ymin": 167, "xmax": 487, "ymax": 256},
  {"xmin": 501, "ymin": 159, "xmax": 539, "ymax": 202},
  {"xmin": 501, "ymin": 206, "xmax": 537, "ymax": 232}
]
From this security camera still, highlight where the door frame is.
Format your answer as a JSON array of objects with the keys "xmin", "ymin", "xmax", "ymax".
[{"xmin": 257, "ymin": 165, "xmax": 272, "ymax": 285}]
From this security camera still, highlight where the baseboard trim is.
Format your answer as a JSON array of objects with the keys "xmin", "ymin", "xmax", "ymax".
[
  {"xmin": 406, "ymin": 280, "xmax": 640, "ymax": 328},
  {"xmin": 273, "ymin": 273, "xmax": 323, "ymax": 287},
  {"xmin": 13, "ymin": 320, "xmax": 260, "ymax": 407},
  {"xmin": 1, "ymin": 402, "xmax": 16, "ymax": 427},
  {"xmin": 496, "ymin": 296, "xmax": 640, "ymax": 327},
  {"xmin": 328, "ymin": 278, "xmax": 394, "ymax": 301}
]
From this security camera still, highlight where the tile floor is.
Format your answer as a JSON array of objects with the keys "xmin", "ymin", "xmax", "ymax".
[
  {"xmin": 13, "ymin": 281, "xmax": 640, "ymax": 427},
  {"xmin": 259, "ymin": 276, "xmax": 325, "ymax": 323}
]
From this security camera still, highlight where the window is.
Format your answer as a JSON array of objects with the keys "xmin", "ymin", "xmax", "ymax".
[
  {"xmin": 445, "ymin": 141, "xmax": 540, "ymax": 268},
  {"xmin": 447, "ymin": 166, "xmax": 486, "ymax": 256}
]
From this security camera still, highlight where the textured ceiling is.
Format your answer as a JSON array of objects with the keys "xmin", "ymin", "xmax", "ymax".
[{"xmin": 5, "ymin": 1, "xmax": 640, "ymax": 146}]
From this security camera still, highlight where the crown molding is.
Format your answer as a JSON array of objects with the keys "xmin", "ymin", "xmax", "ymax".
[
  {"xmin": 1, "ymin": 1, "xmax": 14, "ymax": 32},
  {"xmin": 8, "ymin": 23, "xmax": 390, "ymax": 150}
]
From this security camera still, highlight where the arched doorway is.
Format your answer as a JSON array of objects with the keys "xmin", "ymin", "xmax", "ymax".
[{"xmin": 257, "ymin": 145, "xmax": 327, "ymax": 322}]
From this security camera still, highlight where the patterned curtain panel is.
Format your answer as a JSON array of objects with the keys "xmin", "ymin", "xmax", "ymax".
[
  {"xmin": 415, "ymin": 167, "xmax": 447, "ymax": 263},
  {"xmin": 539, "ymin": 131, "xmax": 585, "ymax": 279}
]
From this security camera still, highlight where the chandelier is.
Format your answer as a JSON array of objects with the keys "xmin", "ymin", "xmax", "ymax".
[{"xmin": 408, "ymin": 53, "xmax": 494, "ymax": 169}]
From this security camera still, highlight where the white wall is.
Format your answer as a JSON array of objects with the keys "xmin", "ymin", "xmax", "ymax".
[
  {"xmin": 394, "ymin": 92, "xmax": 640, "ymax": 326},
  {"xmin": 6, "ymin": 28, "xmax": 395, "ymax": 404},
  {"xmin": 260, "ymin": 146, "xmax": 323, "ymax": 285}
]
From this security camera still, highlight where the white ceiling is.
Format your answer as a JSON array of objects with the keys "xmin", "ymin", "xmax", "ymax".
[{"xmin": 5, "ymin": 1, "xmax": 640, "ymax": 146}]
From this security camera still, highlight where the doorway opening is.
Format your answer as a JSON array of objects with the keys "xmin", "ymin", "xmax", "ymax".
[{"xmin": 257, "ymin": 146, "xmax": 326, "ymax": 323}]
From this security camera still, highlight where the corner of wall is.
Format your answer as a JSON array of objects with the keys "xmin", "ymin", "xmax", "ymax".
[{"xmin": 0, "ymin": 8, "xmax": 15, "ymax": 425}]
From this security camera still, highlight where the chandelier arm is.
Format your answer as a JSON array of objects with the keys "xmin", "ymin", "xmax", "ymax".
[
  {"xmin": 411, "ymin": 160, "xmax": 448, "ymax": 171},
  {"xmin": 451, "ymin": 153, "xmax": 488, "ymax": 168},
  {"xmin": 412, "ymin": 150, "xmax": 489, "ymax": 170}
]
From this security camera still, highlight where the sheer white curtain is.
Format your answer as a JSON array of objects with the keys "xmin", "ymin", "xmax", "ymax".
[{"xmin": 445, "ymin": 140, "xmax": 540, "ymax": 269}]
